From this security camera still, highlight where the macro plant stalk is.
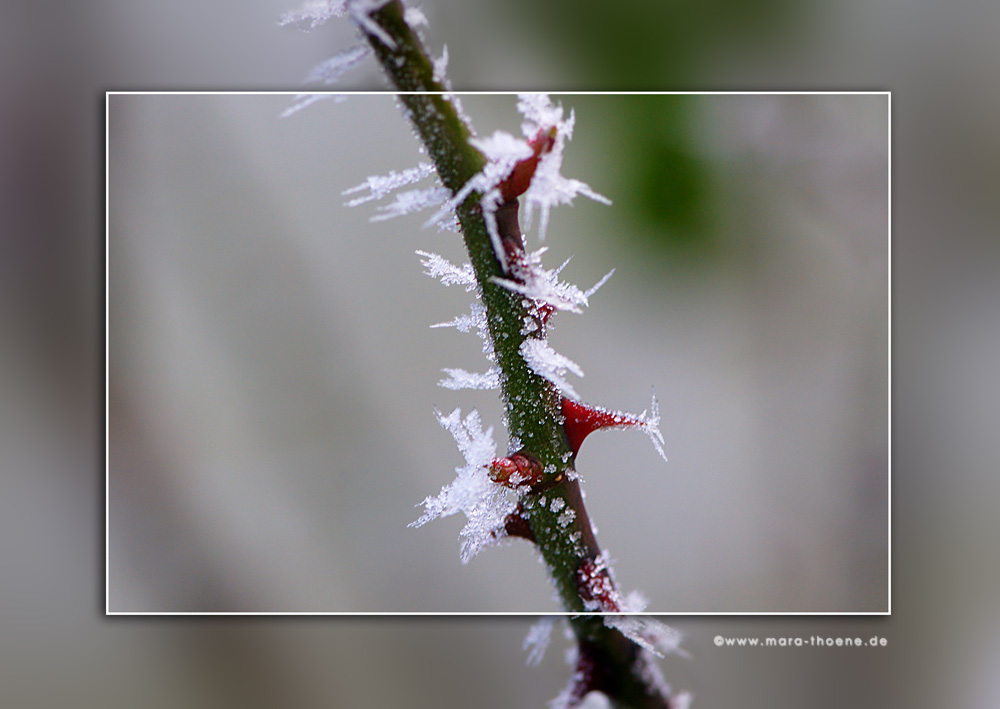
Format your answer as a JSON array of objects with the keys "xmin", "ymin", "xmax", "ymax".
[{"xmin": 356, "ymin": 2, "xmax": 678, "ymax": 706}]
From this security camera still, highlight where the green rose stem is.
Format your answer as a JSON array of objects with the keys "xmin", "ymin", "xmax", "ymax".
[{"xmin": 358, "ymin": 3, "xmax": 676, "ymax": 706}]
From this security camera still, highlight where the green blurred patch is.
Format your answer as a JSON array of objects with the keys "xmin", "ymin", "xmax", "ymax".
[
  {"xmin": 622, "ymin": 98, "xmax": 715, "ymax": 260},
  {"xmin": 506, "ymin": 0, "xmax": 807, "ymax": 265},
  {"xmin": 571, "ymin": 95, "xmax": 721, "ymax": 264},
  {"xmin": 505, "ymin": 0, "xmax": 802, "ymax": 86}
]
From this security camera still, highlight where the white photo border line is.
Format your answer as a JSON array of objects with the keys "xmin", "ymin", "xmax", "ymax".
[{"xmin": 105, "ymin": 90, "xmax": 891, "ymax": 617}]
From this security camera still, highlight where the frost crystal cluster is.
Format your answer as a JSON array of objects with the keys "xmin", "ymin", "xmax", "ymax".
[
  {"xmin": 427, "ymin": 94, "xmax": 611, "ymax": 272},
  {"xmin": 409, "ymin": 408, "xmax": 518, "ymax": 562}
]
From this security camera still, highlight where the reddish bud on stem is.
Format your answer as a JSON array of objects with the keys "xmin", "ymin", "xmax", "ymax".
[
  {"xmin": 488, "ymin": 453, "xmax": 544, "ymax": 487},
  {"xmin": 576, "ymin": 556, "xmax": 621, "ymax": 612}
]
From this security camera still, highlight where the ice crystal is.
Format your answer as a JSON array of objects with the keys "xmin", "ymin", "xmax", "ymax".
[
  {"xmin": 431, "ymin": 45, "xmax": 472, "ymax": 129},
  {"xmin": 575, "ymin": 693, "xmax": 612, "ymax": 709},
  {"xmin": 410, "ymin": 408, "xmax": 518, "ymax": 562},
  {"xmin": 431, "ymin": 309, "xmax": 482, "ymax": 334},
  {"xmin": 598, "ymin": 591, "xmax": 686, "ymax": 659},
  {"xmin": 416, "ymin": 250, "xmax": 476, "ymax": 290},
  {"xmin": 550, "ymin": 673, "xmax": 583, "ymax": 709},
  {"xmin": 280, "ymin": 93, "xmax": 349, "ymax": 119},
  {"xmin": 439, "ymin": 367, "xmax": 501, "ymax": 391},
  {"xmin": 425, "ymin": 93, "xmax": 608, "ymax": 270},
  {"xmin": 557, "ymin": 508, "xmax": 576, "ymax": 528},
  {"xmin": 403, "ymin": 6, "xmax": 428, "ymax": 27},
  {"xmin": 279, "ymin": 0, "xmax": 394, "ymax": 46},
  {"xmin": 426, "ymin": 268, "xmax": 501, "ymax": 383},
  {"xmin": 348, "ymin": 0, "xmax": 396, "ymax": 48},
  {"xmin": 424, "ymin": 131, "xmax": 533, "ymax": 269},
  {"xmin": 345, "ymin": 161, "xmax": 458, "ymax": 228},
  {"xmin": 343, "ymin": 163, "xmax": 436, "ymax": 207},
  {"xmin": 278, "ymin": 0, "xmax": 347, "ymax": 30},
  {"xmin": 279, "ymin": 46, "xmax": 372, "ymax": 118},
  {"xmin": 306, "ymin": 45, "xmax": 371, "ymax": 84},
  {"xmin": 371, "ymin": 186, "xmax": 450, "ymax": 222},
  {"xmin": 432, "ymin": 44, "xmax": 450, "ymax": 86},
  {"xmin": 520, "ymin": 338, "xmax": 583, "ymax": 400},
  {"xmin": 604, "ymin": 616, "xmax": 684, "ymax": 659},
  {"xmin": 492, "ymin": 247, "xmax": 614, "ymax": 314},
  {"xmin": 514, "ymin": 94, "xmax": 612, "ymax": 243},
  {"xmin": 523, "ymin": 616, "xmax": 556, "ymax": 667},
  {"xmin": 639, "ymin": 393, "xmax": 667, "ymax": 462}
]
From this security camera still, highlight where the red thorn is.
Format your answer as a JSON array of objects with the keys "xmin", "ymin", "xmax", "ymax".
[
  {"xmin": 498, "ymin": 126, "xmax": 558, "ymax": 203},
  {"xmin": 562, "ymin": 398, "xmax": 645, "ymax": 456},
  {"xmin": 489, "ymin": 453, "xmax": 544, "ymax": 488}
]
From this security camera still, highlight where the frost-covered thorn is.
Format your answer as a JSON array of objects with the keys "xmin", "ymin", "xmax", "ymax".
[
  {"xmin": 488, "ymin": 452, "xmax": 544, "ymax": 488},
  {"xmin": 498, "ymin": 125, "xmax": 558, "ymax": 203},
  {"xmin": 561, "ymin": 395, "xmax": 667, "ymax": 461}
]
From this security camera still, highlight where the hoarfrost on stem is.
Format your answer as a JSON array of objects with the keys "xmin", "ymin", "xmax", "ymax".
[
  {"xmin": 403, "ymin": 6, "xmax": 428, "ymax": 27},
  {"xmin": 430, "ymin": 45, "xmax": 473, "ymax": 129},
  {"xmin": 278, "ymin": 0, "xmax": 396, "ymax": 47},
  {"xmin": 523, "ymin": 616, "xmax": 556, "ymax": 667},
  {"xmin": 424, "ymin": 130, "xmax": 533, "ymax": 270},
  {"xmin": 410, "ymin": 408, "xmax": 518, "ymax": 563},
  {"xmin": 425, "ymin": 93, "xmax": 609, "ymax": 270},
  {"xmin": 603, "ymin": 614, "xmax": 685, "ymax": 659},
  {"xmin": 492, "ymin": 247, "xmax": 614, "ymax": 315},
  {"xmin": 438, "ymin": 367, "xmax": 500, "ymax": 391},
  {"xmin": 520, "ymin": 338, "xmax": 584, "ymax": 400},
  {"xmin": 279, "ymin": 45, "xmax": 373, "ymax": 117},
  {"xmin": 345, "ymin": 164, "xmax": 459, "ymax": 229},
  {"xmin": 601, "ymin": 591, "xmax": 686, "ymax": 659},
  {"xmin": 280, "ymin": 93, "xmax": 348, "ymax": 119},
  {"xmin": 349, "ymin": 0, "xmax": 396, "ymax": 48},
  {"xmin": 343, "ymin": 163, "xmax": 436, "ymax": 207},
  {"xmin": 278, "ymin": 0, "xmax": 348, "ymax": 30},
  {"xmin": 306, "ymin": 45, "xmax": 372, "ymax": 84},
  {"xmin": 514, "ymin": 93, "xmax": 611, "ymax": 243},
  {"xmin": 416, "ymin": 250, "xmax": 476, "ymax": 290},
  {"xmin": 371, "ymin": 186, "xmax": 450, "ymax": 222}
]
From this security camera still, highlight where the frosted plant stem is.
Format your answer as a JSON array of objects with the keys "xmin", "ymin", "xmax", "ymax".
[{"xmin": 360, "ymin": 4, "xmax": 675, "ymax": 707}]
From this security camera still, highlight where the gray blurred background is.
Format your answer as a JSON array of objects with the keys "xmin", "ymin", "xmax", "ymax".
[
  {"xmin": 2, "ymin": 0, "xmax": 997, "ymax": 707},
  {"xmin": 108, "ymin": 92, "xmax": 887, "ymax": 614}
]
